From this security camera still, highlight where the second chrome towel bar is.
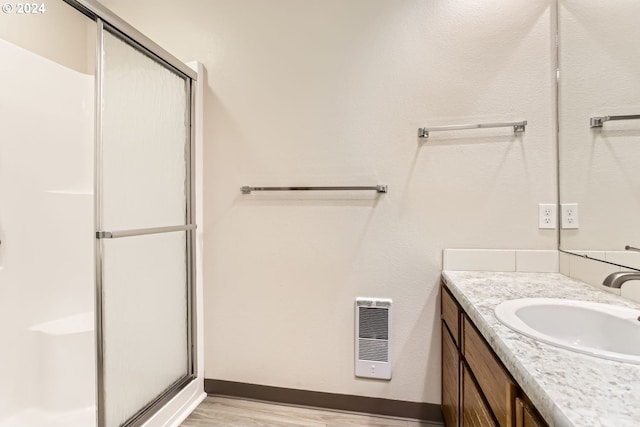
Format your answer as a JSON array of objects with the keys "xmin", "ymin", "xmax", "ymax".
[
  {"xmin": 418, "ymin": 120, "xmax": 527, "ymax": 138},
  {"xmin": 241, "ymin": 185, "xmax": 387, "ymax": 194}
]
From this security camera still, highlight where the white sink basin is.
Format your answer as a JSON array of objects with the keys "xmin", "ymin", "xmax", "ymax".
[{"xmin": 494, "ymin": 298, "xmax": 640, "ymax": 364}]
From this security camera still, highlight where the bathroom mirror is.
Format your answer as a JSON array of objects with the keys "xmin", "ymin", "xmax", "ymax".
[{"xmin": 558, "ymin": 0, "xmax": 640, "ymax": 270}]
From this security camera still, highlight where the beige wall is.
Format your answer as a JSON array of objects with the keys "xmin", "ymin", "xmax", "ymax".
[
  {"xmin": 99, "ymin": 0, "xmax": 557, "ymax": 404},
  {"xmin": 0, "ymin": 0, "xmax": 94, "ymax": 74}
]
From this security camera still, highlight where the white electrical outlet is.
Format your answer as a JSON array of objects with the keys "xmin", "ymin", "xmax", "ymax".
[
  {"xmin": 538, "ymin": 204, "xmax": 557, "ymax": 229},
  {"xmin": 561, "ymin": 203, "xmax": 579, "ymax": 229}
]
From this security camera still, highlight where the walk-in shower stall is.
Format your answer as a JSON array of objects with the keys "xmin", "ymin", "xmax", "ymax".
[{"xmin": 0, "ymin": 0, "xmax": 203, "ymax": 426}]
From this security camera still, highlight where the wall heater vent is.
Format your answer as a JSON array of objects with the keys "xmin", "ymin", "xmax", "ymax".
[{"xmin": 355, "ymin": 298, "xmax": 392, "ymax": 380}]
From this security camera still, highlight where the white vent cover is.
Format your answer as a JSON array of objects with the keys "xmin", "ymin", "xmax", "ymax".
[{"xmin": 355, "ymin": 298, "xmax": 392, "ymax": 380}]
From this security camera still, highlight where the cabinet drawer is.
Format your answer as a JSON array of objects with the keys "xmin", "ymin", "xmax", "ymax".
[
  {"xmin": 462, "ymin": 362, "xmax": 498, "ymax": 427},
  {"xmin": 441, "ymin": 283, "xmax": 460, "ymax": 346},
  {"xmin": 462, "ymin": 315, "xmax": 516, "ymax": 427}
]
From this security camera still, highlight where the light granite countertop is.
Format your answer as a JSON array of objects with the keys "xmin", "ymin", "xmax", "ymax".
[{"xmin": 442, "ymin": 271, "xmax": 640, "ymax": 427}]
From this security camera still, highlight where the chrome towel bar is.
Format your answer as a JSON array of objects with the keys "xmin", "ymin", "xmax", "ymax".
[
  {"xmin": 418, "ymin": 120, "xmax": 527, "ymax": 138},
  {"xmin": 590, "ymin": 115, "xmax": 640, "ymax": 128},
  {"xmin": 241, "ymin": 185, "xmax": 387, "ymax": 194}
]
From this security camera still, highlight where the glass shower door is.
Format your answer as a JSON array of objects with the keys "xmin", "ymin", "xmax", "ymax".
[{"xmin": 97, "ymin": 24, "xmax": 195, "ymax": 427}]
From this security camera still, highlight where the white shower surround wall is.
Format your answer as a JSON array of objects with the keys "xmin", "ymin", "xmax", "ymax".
[{"xmin": 0, "ymin": 38, "xmax": 95, "ymax": 425}]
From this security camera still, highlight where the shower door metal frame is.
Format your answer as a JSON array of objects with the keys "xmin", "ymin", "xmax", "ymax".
[
  {"xmin": 62, "ymin": 1, "xmax": 198, "ymax": 426},
  {"xmin": 64, "ymin": 0, "xmax": 197, "ymax": 80}
]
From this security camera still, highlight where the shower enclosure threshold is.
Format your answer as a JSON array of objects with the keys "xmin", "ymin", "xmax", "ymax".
[{"xmin": 0, "ymin": 406, "xmax": 95, "ymax": 427}]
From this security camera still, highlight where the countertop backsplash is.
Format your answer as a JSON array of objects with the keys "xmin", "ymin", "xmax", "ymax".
[{"xmin": 443, "ymin": 249, "xmax": 640, "ymax": 304}]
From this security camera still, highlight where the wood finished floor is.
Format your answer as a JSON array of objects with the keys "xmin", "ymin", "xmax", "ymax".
[{"xmin": 180, "ymin": 397, "xmax": 442, "ymax": 427}]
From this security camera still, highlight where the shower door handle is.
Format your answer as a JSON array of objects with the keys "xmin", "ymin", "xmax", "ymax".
[{"xmin": 96, "ymin": 224, "xmax": 196, "ymax": 239}]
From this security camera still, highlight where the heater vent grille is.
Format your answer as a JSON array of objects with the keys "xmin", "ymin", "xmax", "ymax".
[
  {"xmin": 358, "ymin": 338, "xmax": 388, "ymax": 362},
  {"xmin": 358, "ymin": 307, "xmax": 389, "ymax": 340}
]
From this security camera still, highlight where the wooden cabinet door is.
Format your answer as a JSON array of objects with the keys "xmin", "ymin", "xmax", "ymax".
[
  {"xmin": 462, "ymin": 363, "xmax": 498, "ymax": 427},
  {"xmin": 463, "ymin": 316, "xmax": 516, "ymax": 427},
  {"xmin": 442, "ymin": 323, "xmax": 460, "ymax": 427},
  {"xmin": 515, "ymin": 398, "xmax": 547, "ymax": 427}
]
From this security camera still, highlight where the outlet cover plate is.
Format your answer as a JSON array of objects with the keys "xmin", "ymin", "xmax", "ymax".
[
  {"xmin": 561, "ymin": 203, "xmax": 579, "ymax": 229},
  {"xmin": 539, "ymin": 204, "xmax": 557, "ymax": 229}
]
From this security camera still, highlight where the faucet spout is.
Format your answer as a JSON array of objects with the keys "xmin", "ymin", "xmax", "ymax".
[{"xmin": 602, "ymin": 271, "xmax": 640, "ymax": 289}]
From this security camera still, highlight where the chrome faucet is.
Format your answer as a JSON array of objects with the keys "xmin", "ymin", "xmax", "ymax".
[{"xmin": 602, "ymin": 271, "xmax": 640, "ymax": 288}]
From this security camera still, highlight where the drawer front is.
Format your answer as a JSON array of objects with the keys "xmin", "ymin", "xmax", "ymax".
[
  {"xmin": 462, "ymin": 363, "xmax": 498, "ymax": 427},
  {"xmin": 442, "ymin": 323, "xmax": 460, "ymax": 427},
  {"xmin": 463, "ymin": 315, "xmax": 516, "ymax": 427},
  {"xmin": 441, "ymin": 283, "xmax": 460, "ymax": 346}
]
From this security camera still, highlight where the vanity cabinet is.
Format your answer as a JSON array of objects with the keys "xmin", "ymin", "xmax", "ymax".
[{"xmin": 441, "ymin": 283, "xmax": 547, "ymax": 427}]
